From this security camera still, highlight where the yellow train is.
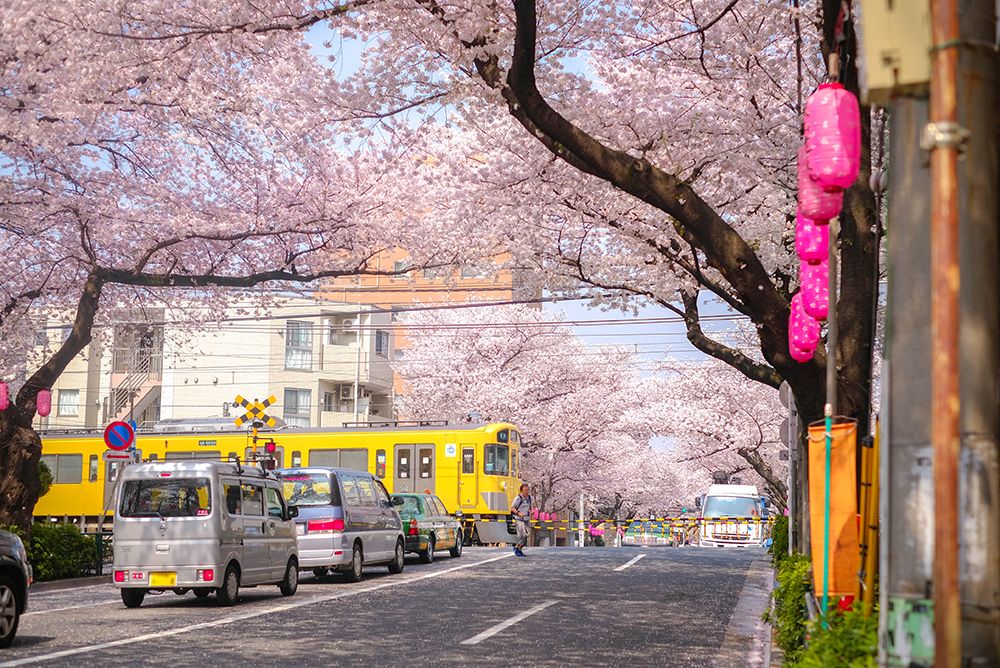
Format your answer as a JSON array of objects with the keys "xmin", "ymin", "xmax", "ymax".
[{"xmin": 35, "ymin": 420, "xmax": 522, "ymax": 543}]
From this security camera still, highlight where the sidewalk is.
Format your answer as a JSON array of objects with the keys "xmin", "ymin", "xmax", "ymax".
[{"xmin": 31, "ymin": 574, "xmax": 108, "ymax": 593}]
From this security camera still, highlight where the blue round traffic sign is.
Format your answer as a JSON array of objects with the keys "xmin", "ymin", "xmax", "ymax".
[{"xmin": 104, "ymin": 421, "xmax": 135, "ymax": 451}]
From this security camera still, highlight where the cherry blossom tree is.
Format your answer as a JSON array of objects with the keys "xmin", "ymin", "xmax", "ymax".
[
  {"xmin": 651, "ymin": 360, "xmax": 789, "ymax": 508},
  {"xmin": 393, "ymin": 304, "xmax": 700, "ymax": 512}
]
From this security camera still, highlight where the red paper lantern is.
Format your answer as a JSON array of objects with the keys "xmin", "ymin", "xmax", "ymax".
[
  {"xmin": 795, "ymin": 210, "xmax": 829, "ymax": 264},
  {"xmin": 804, "ymin": 83, "xmax": 861, "ymax": 192},
  {"xmin": 797, "ymin": 145, "xmax": 842, "ymax": 220},
  {"xmin": 36, "ymin": 389, "xmax": 52, "ymax": 417},
  {"xmin": 788, "ymin": 292, "xmax": 821, "ymax": 359},
  {"xmin": 801, "ymin": 259, "xmax": 830, "ymax": 321}
]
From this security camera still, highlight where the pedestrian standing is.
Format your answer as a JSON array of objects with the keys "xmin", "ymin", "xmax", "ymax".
[{"xmin": 511, "ymin": 484, "xmax": 532, "ymax": 558}]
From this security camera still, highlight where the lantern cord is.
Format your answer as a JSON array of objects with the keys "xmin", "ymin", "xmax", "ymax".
[{"xmin": 792, "ymin": 0, "xmax": 804, "ymax": 128}]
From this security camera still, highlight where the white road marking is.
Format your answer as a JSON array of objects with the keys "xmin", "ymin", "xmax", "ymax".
[
  {"xmin": 24, "ymin": 601, "xmax": 117, "ymax": 616},
  {"xmin": 613, "ymin": 554, "xmax": 646, "ymax": 572},
  {"xmin": 460, "ymin": 600, "xmax": 559, "ymax": 646},
  {"xmin": 1, "ymin": 553, "xmax": 514, "ymax": 667}
]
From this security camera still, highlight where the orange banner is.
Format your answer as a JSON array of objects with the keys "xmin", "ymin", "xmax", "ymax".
[{"xmin": 808, "ymin": 420, "xmax": 860, "ymax": 599}]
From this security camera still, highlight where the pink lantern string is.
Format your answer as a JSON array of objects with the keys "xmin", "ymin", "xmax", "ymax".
[
  {"xmin": 790, "ymin": 342, "xmax": 814, "ymax": 363},
  {"xmin": 797, "ymin": 145, "xmax": 842, "ymax": 220},
  {"xmin": 801, "ymin": 259, "xmax": 830, "ymax": 320},
  {"xmin": 789, "ymin": 292, "xmax": 821, "ymax": 359},
  {"xmin": 795, "ymin": 210, "xmax": 829, "ymax": 264},
  {"xmin": 803, "ymin": 83, "xmax": 861, "ymax": 192},
  {"xmin": 36, "ymin": 388, "xmax": 52, "ymax": 417},
  {"xmin": 0, "ymin": 382, "xmax": 8, "ymax": 411}
]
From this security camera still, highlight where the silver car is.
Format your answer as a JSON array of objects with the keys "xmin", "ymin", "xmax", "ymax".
[
  {"xmin": 113, "ymin": 461, "xmax": 299, "ymax": 607},
  {"xmin": 274, "ymin": 467, "xmax": 405, "ymax": 581}
]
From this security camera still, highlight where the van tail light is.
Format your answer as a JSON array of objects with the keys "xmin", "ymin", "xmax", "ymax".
[
  {"xmin": 197, "ymin": 569, "xmax": 214, "ymax": 582},
  {"xmin": 307, "ymin": 518, "xmax": 345, "ymax": 534},
  {"xmin": 114, "ymin": 570, "xmax": 127, "ymax": 583},
  {"xmin": 408, "ymin": 519, "xmax": 418, "ymax": 536}
]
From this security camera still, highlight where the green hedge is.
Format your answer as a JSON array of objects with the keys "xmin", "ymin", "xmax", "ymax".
[
  {"xmin": 2, "ymin": 524, "xmax": 97, "ymax": 582},
  {"xmin": 766, "ymin": 552, "xmax": 811, "ymax": 663},
  {"xmin": 769, "ymin": 515, "xmax": 789, "ymax": 568},
  {"xmin": 794, "ymin": 608, "xmax": 878, "ymax": 667}
]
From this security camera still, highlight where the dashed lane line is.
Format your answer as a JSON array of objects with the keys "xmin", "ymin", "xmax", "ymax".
[
  {"xmin": 613, "ymin": 554, "xmax": 646, "ymax": 572},
  {"xmin": 460, "ymin": 600, "xmax": 559, "ymax": 646},
  {"xmin": 24, "ymin": 601, "xmax": 118, "ymax": 617},
  {"xmin": 1, "ymin": 553, "xmax": 514, "ymax": 667}
]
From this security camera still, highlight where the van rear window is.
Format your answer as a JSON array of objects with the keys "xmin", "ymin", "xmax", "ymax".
[
  {"xmin": 120, "ymin": 478, "xmax": 212, "ymax": 518},
  {"xmin": 276, "ymin": 472, "xmax": 341, "ymax": 507}
]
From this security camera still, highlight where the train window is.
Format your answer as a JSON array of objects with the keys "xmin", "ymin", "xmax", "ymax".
[
  {"xmin": 291, "ymin": 451, "xmax": 302, "ymax": 468},
  {"xmin": 418, "ymin": 448, "xmax": 433, "ymax": 479},
  {"xmin": 397, "ymin": 450, "xmax": 410, "ymax": 479},
  {"xmin": 496, "ymin": 429, "xmax": 509, "ymax": 443},
  {"xmin": 461, "ymin": 448, "xmax": 475, "ymax": 474},
  {"xmin": 165, "ymin": 451, "xmax": 220, "ymax": 461},
  {"xmin": 341, "ymin": 448, "xmax": 368, "ymax": 471},
  {"xmin": 375, "ymin": 449, "xmax": 386, "ymax": 479},
  {"xmin": 88, "ymin": 455, "xmax": 98, "ymax": 483},
  {"xmin": 310, "ymin": 449, "xmax": 340, "ymax": 467},
  {"xmin": 511, "ymin": 430, "xmax": 520, "ymax": 445},
  {"xmin": 41, "ymin": 454, "xmax": 83, "ymax": 484},
  {"xmin": 149, "ymin": 454, "xmax": 158, "ymax": 461},
  {"xmin": 484, "ymin": 445, "xmax": 509, "ymax": 476}
]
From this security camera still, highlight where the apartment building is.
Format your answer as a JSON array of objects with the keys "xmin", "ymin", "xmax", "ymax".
[{"xmin": 32, "ymin": 297, "xmax": 395, "ymax": 432}]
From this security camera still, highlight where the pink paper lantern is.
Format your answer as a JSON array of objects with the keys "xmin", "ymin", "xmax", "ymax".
[
  {"xmin": 801, "ymin": 260, "xmax": 830, "ymax": 320},
  {"xmin": 36, "ymin": 388, "xmax": 51, "ymax": 417},
  {"xmin": 0, "ymin": 382, "xmax": 8, "ymax": 411},
  {"xmin": 795, "ymin": 210, "xmax": 829, "ymax": 264},
  {"xmin": 797, "ymin": 145, "xmax": 842, "ymax": 220},
  {"xmin": 804, "ymin": 83, "xmax": 861, "ymax": 191},
  {"xmin": 788, "ymin": 292, "xmax": 821, "ymax": 356}
]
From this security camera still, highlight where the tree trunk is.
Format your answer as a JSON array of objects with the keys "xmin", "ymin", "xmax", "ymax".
[{"xmin": 0, "ymin": 405, "xmax": 42, "ymax": 532}]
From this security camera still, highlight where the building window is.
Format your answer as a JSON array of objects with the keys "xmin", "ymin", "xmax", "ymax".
[
  {"xmin": 322, "ymin": 392, "xmax": 336, "ymax": 412},
  {"xmin": 375, "ymin": 330, "xmax": 390, "ymax": 357},
  {"xmin": 390, "ymin": 306, "xmax": 403, "ymax": 322},
  {"xmin": 460, "ymin": 263, "xmax": 488, "ymax": 278},
  {"xmin": 40, "ymin": 454, "xmax": 83, "ymax": 484},
  {"xmin": 34, "ymin": 328, "xmax": 47, "ymax": 347},
  {"xmin": 285, "ymin": 320, "xmax": 313, "ymax": 370},
  {"xmin": 57, "ymin": 389, "xmax": 80, "ymax": 417},
  {"xmin": 392, "ymin": 260, "xmax": 410, "ymax": 277},
  {"xmin": 422, "ymin": 267, "xmax": 439, "ymax": 279},
  {"xmin": 283, "ymin": 388, "xmax": 311, "ymax": 427}
]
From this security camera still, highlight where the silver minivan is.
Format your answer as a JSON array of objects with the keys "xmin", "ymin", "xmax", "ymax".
[
  {"xmin": 113, "ymin": 461, "xmax": 299, "ymax": 607},
  {"xmin": 274, "ymin": 467, "xmax": 405, "ymax": 582}
]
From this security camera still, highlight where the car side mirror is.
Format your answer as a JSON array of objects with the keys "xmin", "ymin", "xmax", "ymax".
[
  {"xmin": 285, "ymin": 506, "xmax": 299, "ymax": 520},
  {"xmin": 391, "ymin": 496, "xmax": 405, "ymax": 506}
]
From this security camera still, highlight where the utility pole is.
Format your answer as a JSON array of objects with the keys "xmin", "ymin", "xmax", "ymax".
[{"xmin": 353, "ymin": 304, "xmax": 362, "ymax": 423}]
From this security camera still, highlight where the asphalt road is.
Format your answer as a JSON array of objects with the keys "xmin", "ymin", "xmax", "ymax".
[{"xmin": 2, "ymin": 546, "xmax": 772, "ymax": 667}]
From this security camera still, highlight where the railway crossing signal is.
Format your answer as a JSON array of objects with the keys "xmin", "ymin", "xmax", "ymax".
[{"xmin": 233, "ymin": 395, "xmax": 277, "ymax": 429}]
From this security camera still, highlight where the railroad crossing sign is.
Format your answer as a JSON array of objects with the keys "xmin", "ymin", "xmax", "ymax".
[
  {"xmin": 104, "ymin": 420, "xmax": 136, "ymax": 451},
  {"xmin": 233, "ymin": 395, "xmax": 277, "ymax": 429}
]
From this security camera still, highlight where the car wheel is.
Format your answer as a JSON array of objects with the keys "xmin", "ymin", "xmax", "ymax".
[
  {"xmin": 279, "ymin": 558, "xmax": 298, "ymax": 596},
  {"xmin": 216, "ymin": 564, "xmax": 240, "ymax": 606},
  {"xmin": 419, "ymin": 536, "xmax": 435, "ymax": 564},
  {"xmin": 387, "ymin": 539, "xmax": 405, "ymax": 574},
  {"xmin": 193, "ymin": 588, "xmax": 211, "ymax": 599},
  {"xmin": 343, "ymin": 543, "xmax": 364, "ymax": 583},
  {"xmin": 449, "ymin": 531, "xmax": 463, "ymax": 558},
  {"xmin": 120, "ymin": 588, "xmax": 145, "ymax": 609},
  {"xmin": 312, "ymin": 567, "xmax": 330, "ymax": 579},
  {"xmin": 0, "ymin": 575, "xmax": 20, "ymax": 648}
]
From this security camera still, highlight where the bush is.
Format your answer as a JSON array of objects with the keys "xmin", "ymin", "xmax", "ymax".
[
  {"xmin": 38, "ymin": 460, "xmax": 53, "ymax": 498},
  {"xmin": 794, "ymin": 608, "xmax": 878, "ymax": 668},
  {"xmin": 769, "ymin": 515, "xmax": 789, "ymax": 568},
  {"xmin": 1, "ymin": 523, "xmax": 96, "ymax": 582},
  {"xmin": 766, "ymin": 552, "xmax": 811, "ymax": 663}
]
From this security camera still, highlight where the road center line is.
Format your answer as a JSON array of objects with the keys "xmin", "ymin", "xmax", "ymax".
[
  {"xmin": 1, "ymin": 553, "xmax": 514, "ymax": 667},
  {"xmin": 614, "ymin": 554, "xmax": 646, "ymax": 572},
  {"xmin": 460, "ymin": 600, "xmax": 558, "ymax": 646},
  {"xmin": 24, "ymin": 601, "xmax": 117, "ymax": 617}
]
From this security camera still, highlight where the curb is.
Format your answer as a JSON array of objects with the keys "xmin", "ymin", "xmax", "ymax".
[{"xmin": 31, "ymin": 574, "xmax": 108, "ymax": 593}]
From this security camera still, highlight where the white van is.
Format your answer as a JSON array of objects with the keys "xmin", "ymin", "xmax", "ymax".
[
  {"xmin": 113, "ymin": 461, "xmax": 299, "ymax": 607},
  {"xmin": 699, "ymin": 484, "xmax": 765, "ymax": 547}
]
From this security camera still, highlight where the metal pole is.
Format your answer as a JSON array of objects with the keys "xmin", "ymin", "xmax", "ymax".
[
  {"xmin": 821, "ymin": 216, "xmax": 840, "ymax": 624},
  {"xmin": 578, "ymin": 492, "xmax": 585, "ymax": 547},
  {"xmin": 928, "ymin": 0, "xmax": 962, "ymax": 661},
  {"xmin": 353, "ymin": 305, "xmax": 361, "ymax": 422}
]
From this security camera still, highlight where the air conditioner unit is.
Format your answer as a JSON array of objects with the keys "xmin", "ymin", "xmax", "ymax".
[
  {"xmin": 340, "ymin": 318, "xmax": 356, "ymax": 331},
  {"xmin": 340, "ymin": 384, "xmax": 354, "ymax": 400}
]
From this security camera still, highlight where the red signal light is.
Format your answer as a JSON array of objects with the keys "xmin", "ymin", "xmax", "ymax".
[
  {"xmin": 264, "ymin": 441, "xmax": 276, "ymax": 454},
  {"xmin": 408, "ymin": 519, "xmax": 419, "ymax": 536}
]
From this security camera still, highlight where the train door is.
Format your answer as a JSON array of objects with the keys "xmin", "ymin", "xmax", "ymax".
[
  {"xmin": 415, "ymin": 444, "xmax": 435, "ymax": 494},
  {"xmin": 458, "ymin": 445, "xmax": 478, "ymax": 508},
  {"xmin": 394, "ymin": 444, "xmax": 415, "ymax": 493}
]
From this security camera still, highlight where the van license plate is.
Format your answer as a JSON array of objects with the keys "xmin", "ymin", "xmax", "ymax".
[{"xmin": 150, "ymin": 572, "xmax": 176, "ymax": 587}]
